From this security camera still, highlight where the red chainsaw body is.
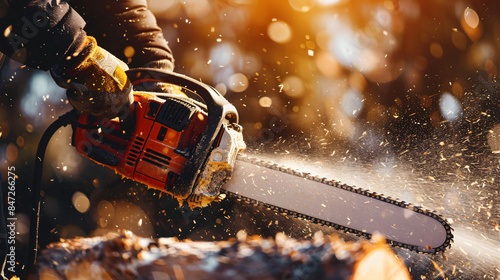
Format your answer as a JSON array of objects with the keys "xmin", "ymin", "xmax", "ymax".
[{"xmin": 72, "ymin": 92, "xmax": 209, "ymax": 193}]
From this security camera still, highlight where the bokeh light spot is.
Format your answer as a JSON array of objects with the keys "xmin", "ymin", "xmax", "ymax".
[
  {"xmin": 469, "ymin": 42, "xmax": 494, "ymax": 66},
  {"xmin": 14, "ymin": 214, "xmax": 29, "ymax": 235},
  {"xmin": 464, "ymin": 7, "xmax": 479, "ymax": 29},
  {"xmin": 267, "ymin": 21, "xmax": 292, "ymax": 44},
  {"xmin": 97, "ymin": 200, "xmax": 115, "ymax": 219},
  {"xmin": 341, "ymin": 89, "xmax": 363, "ymax": 117},
  {"xmin": 451, "ymin": 82, "xmax": 463, "ymax": 98},
  {"xmin": 16, "ymin": 136, "xmax": 25, "ymax": 147},
  {"xmin": 259, "ymin": 96, "xmax": 273, "ymax": 108},
  {"xmin": 183, "ymin": 0, "xmax": 212, "ymax": 19},
  {"xmin": 289, "ymin": 0, "xmax": 315, "ymax": 12},
  {"xmin": 210, "ymin": 43, "xmax": 235, "ymax": 67},
  {"xmin": 21, "ymin": 72, "xmax": 65, "ymax": 117},
  {"xmin": 282, "ymin": 76, "xmax": 305, "ymax": 97},
  {"xmin": 228, "ymin": 73, "xmax": 249, "ymax": 92},
  {"xmin": 348, "ymin": 72, "xmax": 367, "ymax": 92},
  {"xmin": 485, "ymin": 59, "xmax": 497, "ymax": 76},
  {"xmin": 451, "ymin": 30, "xmax": 467, "ymax": 50},
  {"xmin": 430, "ymin": 42, "xmax": 443, "ymax": 58},
  {"xmin": 439, "ymin": 92, "xmax": 462, "ymax": 122},
  {"xmin": 317, "ymin": 0, "xmax": 343, "ymax": 6},
  {"xmin": 123, "ymin": 46, "xmax": 135, "ymax": 58},
  {"xmin": 356, "ymin": 49, "xmax": 381, "ymax": 74},
  {"xmin": 315, "ymin": 30, "xmax": 331, "ymax": 50},
  {"xmin": 315, "ymin": 51, "xmax": 342, "ymax": 78},
  {"xmin": 215, "ymin": 83, "xmax": 228, "ymax": 96},
  {"xmin": 72, "ymin": 192, "xmax": 90, "ymax": 213},
  {"xmin": 147, "ymin": 0, "xmax": 180, "ymax": 15},
  {"xmin": 6, "ymin": 143, "xmax": 18, "ymax": 162}
]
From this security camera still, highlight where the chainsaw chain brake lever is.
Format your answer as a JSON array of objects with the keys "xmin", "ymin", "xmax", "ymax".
[{"xmin": 126, "ymin": 68, "xmax": 240, "ymax": 199}]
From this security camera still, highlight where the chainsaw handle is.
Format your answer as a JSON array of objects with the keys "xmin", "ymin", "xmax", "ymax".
[{"xmin": 126, "ymin": 68, "xmax": 239, "ymax": 198}]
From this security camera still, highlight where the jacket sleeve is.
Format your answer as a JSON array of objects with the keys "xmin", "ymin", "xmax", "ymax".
[
  {"xmin": 0, "ymin": 0, "xmax": 87, "ymax": 70},
  {"xmin": 70, "ymin": 0, "xmax": 174, "ymax": 71},
  {"xmin": 0, "ymin": 0, "xmax": 174, "ymax": 71}
]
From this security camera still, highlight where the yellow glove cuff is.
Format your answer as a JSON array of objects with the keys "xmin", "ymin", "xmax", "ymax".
[{"xmin": 66, "ymin": 36, "xmax": 130, "ymax": 93}]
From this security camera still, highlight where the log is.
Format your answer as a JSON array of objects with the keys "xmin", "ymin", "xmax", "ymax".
[{"xmin": 30, "ymin": 231, "xmax": 410, "ymax": 280}]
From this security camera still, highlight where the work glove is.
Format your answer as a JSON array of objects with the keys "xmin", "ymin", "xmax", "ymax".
[{"xmin": 51, "ymin": 36, "xmax": 133, "ymax": 119}]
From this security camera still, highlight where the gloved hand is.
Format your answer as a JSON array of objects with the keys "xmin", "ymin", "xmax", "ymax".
[{"xmin": 50, "ymin": 36, "xmax": 133, "ymax": 119}]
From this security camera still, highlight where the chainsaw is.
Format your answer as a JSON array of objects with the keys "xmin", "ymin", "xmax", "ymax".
[{"xmin": 28, "ymin": 68, "xmax": 453, "ymax": 272}]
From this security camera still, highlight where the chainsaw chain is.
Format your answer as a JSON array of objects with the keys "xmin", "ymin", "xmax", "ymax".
[{"xmin": 220, "ymin": 154, "xmax": 454, "ymax": 254}]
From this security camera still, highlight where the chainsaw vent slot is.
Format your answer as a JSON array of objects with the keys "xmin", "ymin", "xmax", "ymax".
[
  {"xmin": 126, "ymin": 137, "xmax": 145, "ymax": 166},
  {"xmin": 132, "ymin": 144, "xmax": 141, "ymax": 150},
  {"xmin": 146, "ymin": 149, "xmax": 172, "ymax": 161},
  {"xmin": 156, "ymin": 99, "xmax": 196, "ymax": 132},
  {"xmin": 143, "ymin": 149, "xmax": 171, "ymax": 169}
]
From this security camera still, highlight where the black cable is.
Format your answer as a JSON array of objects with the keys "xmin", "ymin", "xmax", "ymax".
[
  {"xmin": 0, "ymin": 171, "xmax": 7, "ymax": 266},
  {"xmin": 27, "ymin": 110, "xmax": 78, "ymax": 275}
]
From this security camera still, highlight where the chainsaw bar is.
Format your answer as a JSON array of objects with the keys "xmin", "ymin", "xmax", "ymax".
[{"xmin": 221, "ymin": 154, "xmax": 453, "ymax": 254}]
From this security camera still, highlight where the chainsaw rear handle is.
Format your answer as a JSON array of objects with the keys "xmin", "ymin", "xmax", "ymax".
[{"xmin": 126, "ymin": 68, "xmax": 239, "ymax": 198}]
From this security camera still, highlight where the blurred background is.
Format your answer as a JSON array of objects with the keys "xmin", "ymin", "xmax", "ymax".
[{"xmin": 1, "ymin": 0, "xmax": 499, "ymax": 278}]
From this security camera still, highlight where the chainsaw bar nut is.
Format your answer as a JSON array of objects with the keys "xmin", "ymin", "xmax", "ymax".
[{"xmin": 211, "ymin": 151, "xmax": 224, "ymax": 162}]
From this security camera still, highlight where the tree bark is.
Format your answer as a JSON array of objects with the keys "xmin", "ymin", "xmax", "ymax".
[{"xmin": 30, "ymin": 231, "xmax": 410, "ymax": 280}]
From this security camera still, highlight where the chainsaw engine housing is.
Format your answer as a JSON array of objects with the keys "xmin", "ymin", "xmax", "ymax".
[{"xmin": 71, "ymin": 70, "xmax": 245, "ymax": 207}]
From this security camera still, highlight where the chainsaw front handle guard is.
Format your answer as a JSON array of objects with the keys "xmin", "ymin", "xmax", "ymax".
[{"xmin": 127, "ymin": 68, "xmax": 239, "ymax": 198}]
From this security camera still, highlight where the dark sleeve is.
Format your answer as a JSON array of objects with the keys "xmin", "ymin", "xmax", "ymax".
[
  {"xmin": 0, "ymin": 0, "xmax": 87, "ymax": 70},
  {"xmin": 70, "ymin": 0, "xmax": 174, "ymax": 71}
]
